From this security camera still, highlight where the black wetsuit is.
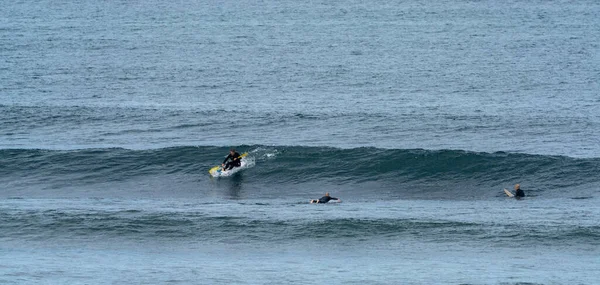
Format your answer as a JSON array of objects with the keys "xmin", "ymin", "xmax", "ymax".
[
  {"xmin": 515, "ymin": 189, "xmax": 525, "ymax": 198},
  {"xmin": 223, "ymin": 152, "xmax": 241, "ymax": 170},
  {"xmin": 317, "ymin": 196, "xmax": 339, "ymax": 203}
]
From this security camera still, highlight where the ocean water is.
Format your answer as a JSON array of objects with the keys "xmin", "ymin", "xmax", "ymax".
[{"xmin": 1, "ymin": 0, "xmax": 599, "ymax": 284}]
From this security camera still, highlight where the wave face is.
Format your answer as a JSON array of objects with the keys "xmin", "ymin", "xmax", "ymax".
[{"xmin": 2, "ymin": 145, "xmax": 599, "ymax": 199}]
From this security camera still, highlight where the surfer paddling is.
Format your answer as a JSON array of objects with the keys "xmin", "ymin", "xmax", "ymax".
[
  {"xmin": 222, "ymin": 148, "xmax": 242, "ymax": 171},
  {"xmin": 310, "ymin": 192, "xmax": 341, "ymax": 204}
]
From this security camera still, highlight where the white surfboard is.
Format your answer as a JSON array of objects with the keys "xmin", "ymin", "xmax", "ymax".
[{"xmin": 503, "ymin": 188, "xmax": 514, "ymax": 197}]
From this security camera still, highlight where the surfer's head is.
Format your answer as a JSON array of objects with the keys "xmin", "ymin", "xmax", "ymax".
[
  {"xmin": 230, "ymin": 148, "xmax": 236, "ymax": 154},
  {"xmin": 325, "ymin": 192, "xmax": 330, "ymax": 196},
  {"xmin": 514, "ymin": 184, "xmax": 520, "ymax": 190}
]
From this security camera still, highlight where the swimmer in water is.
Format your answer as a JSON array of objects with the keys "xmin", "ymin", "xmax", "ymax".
[
  {"xmin": 310, "ymin": 192, "xmax": 341, "ymax": 204},
  {"xmin": 514, "ymin": 184, "xmax": 525, "ymax": 199}
]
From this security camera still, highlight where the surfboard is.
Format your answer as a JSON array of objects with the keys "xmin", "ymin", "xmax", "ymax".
[
  {"xmin": 503, "ymin": 188, "xmax": 514, "ymax": 197},
  {"xmin": 309, "ymin": 198, "xmax": 342, "ymax": 204},
  {"xmin": 209, "ymin": 152, "xmax": 249, "ymax": 177}
]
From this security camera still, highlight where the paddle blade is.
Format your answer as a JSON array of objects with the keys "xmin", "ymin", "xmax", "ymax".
[{"xmin": 209, "ymin": 165, "xmax": 221, "ymax": 173}]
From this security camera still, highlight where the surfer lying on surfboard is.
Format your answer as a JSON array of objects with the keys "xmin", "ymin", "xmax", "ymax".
[
  {"xmin": 222, "ymin": 148, "xmax": 242, "ymax": 171},
  {"xmin": 310, "ymin": 192, "xmax": 341, "ymax": 204}
]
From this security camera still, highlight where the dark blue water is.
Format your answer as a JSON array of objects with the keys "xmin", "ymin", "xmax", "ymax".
[
  {"xmin": 1, "ymin": 0, "xmax": 599, "ymax": 284},
  {"xmin": 2, "ymin": 146, "xmax": 600, "ymax": 200}
]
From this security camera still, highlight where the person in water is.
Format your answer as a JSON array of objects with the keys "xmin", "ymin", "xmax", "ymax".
[
  {"xmin": 310, "ymin": 192, "xmax": 341, "ymax": 204},
  {"xmin": 222, "ymin": 148, "xmax": 242, "ymax": 171},
  {"xmin": 514, "ymin": 184, "xmax": 525, "ymax": 199}
]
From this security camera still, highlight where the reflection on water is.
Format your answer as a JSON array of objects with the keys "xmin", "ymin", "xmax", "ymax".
[{"xmin": 226, "ymin": 173, "xmax": 244, "ymax": 199}]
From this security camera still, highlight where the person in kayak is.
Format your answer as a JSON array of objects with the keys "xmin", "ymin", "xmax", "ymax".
[
  {"xmin": 310, "ymin": 192, "xmax": 341, "ymax": 204},
  {"xmin": 222, "ymin": 148, "xmax": 242, "ymax": 171}
]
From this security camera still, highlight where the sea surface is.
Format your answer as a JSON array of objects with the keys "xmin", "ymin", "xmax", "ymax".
[{"xmin": 1, "ymin": 0, "xmax": 599, "ymax": 284}]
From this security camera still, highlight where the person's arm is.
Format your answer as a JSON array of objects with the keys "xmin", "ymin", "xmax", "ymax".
[
  {"xmin": 332, "ymin": 197, "xmax": 341, "ymax": 202},
  {"xmin": 223, "ymin": 154, "xmax": 231, "ymax": 164}
]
